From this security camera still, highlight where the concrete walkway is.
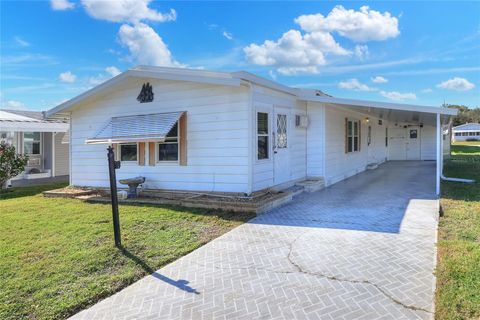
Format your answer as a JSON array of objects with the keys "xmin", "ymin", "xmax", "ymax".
[{"xmin": 72, "ymin": 161, "xmax": 439, "ymax": 320}]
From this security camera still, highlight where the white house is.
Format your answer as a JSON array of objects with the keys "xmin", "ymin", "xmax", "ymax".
[
  {"xmin": 452, "ymin": 123, "xmax": 480, "ymax": 141},
  {"xmin": 47, "ymin": 66, "xmax": 456, "ymax": 196},
  {"xmin": 0, "ymin": 109, "xmax": 70, "ymax": 181}
]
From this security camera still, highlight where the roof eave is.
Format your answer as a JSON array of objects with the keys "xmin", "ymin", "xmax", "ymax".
[{"xmin": 300, "ymin": 95, "xmax": 458, "ymax": 116}]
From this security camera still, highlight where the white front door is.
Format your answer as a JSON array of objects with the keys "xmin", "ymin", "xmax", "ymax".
[
  {"xmin": 388, "ymin": 127, "xmax": 406, "ymax": 160},
  {"xmin": 406, "ymin": 126, "xmax": 421, "ymax": 160},
  {"xmin": 273, "ymin": 107, "xmax": 290, "ymax": 185}
]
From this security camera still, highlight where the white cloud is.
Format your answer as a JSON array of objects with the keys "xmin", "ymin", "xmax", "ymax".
[
  {"xmin": 268, "ymin": 70, "xmax": 277, "ymax": 81},
  {"xmin": 50, "ymin": 0, "xmax": 75, "ymax": 10},
  {"xmin": 354, "ymin": 44, "xmax": 369, "ymax": 60},
  {"xmin": 118, "ymin": 23, "xmax": 183, "ymax": 67},
  {"xmin": 14, "ymin": 36, "xmax": 30, "ymax": 47},
  {"xmin": 436, "ymin": 77, "xmax": 475, "ymax": 91},
  {"xmin": 295, "ymin": 5, "xmax": 400, "ymax": 42},
  {"xmin": 105, "ymin": 66, "xmax": 121, "ymax": 77},
  {"xmin": 371, "ymin": 76, "xmax": 388, "ymax": 83},
  {"xmin": 422, "ymin": 88, "xmax": 433, "ymax": 93},
  {"xmin": 338, "ymin": 78, "xmax": 377, "ymax": 91},
  {"xmin": 222, "ymin": 31, "xmax": 233, "ymax": 40},
  {"xmin": 380, "ymin": 91, "xmax": 417, "ymax": 101},
  {"xmin": 244, "ymin": 29, "xmax": 350, "ymax": 75},
  {"xmin": 89, "ymin": 66, "xmax": 123, "ymax": 86},
  {"xmin": 2, "ymin": 100, "xmax": 27, "ymax": 110},
  {"xmin": 58, "ymin": 71, "xmax": 77, "ymax": 83},
  {"xmin": 81, "ymin": 0, "xmax": 176, "ymax": 23},
  {"xmin": 245, "ymin": 6, "xmax": 400, "ymax": 75}
]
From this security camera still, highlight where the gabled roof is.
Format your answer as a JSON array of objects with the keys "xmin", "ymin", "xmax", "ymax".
[
  {"xmin": 46, "ymin": 66, "xmax": 457, "ymax": 118},
  {"xmin": 453, "ymin": 123, "xmax": 480, "ymax": 131}
]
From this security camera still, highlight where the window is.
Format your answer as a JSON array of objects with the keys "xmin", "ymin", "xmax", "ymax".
[
  {"xmin": 24, "ymin": 132, "xmax": 41, "ymax": 154},
  {"xmin": 276, "ymin": 114, "xmax": 287, "ymax": 148},
  {"xmin": 257, "ymin": 112, "xmax": 269, "ymax": 160},
  {"xmin": 120, "ymin": 143, "xmax": 137, "ymax": 161},
  {"xmin": 410, "ymin": 129, "xmax": 418, "ymax": 139},
  {"xmin": 455, "ymin": 132, "xmax": 461, "ymax": 136},
  {"xmin": 158, "ymin": 122, "xmax": 178, "ymax": 161},
  {"xmin": 346, "ymin": 119, "xmax": 360, "ymax": 153}
]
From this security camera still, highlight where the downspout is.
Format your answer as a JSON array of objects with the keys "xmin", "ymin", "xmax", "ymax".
[{"xmin": 440, "ymin": 118, "xmax": 475, "ymax": 184}]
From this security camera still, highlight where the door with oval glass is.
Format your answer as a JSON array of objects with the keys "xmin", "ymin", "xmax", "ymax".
[
  {"xmin": 273, "ymin": 107, "xmax": 290, "ymax": 185},
  {"xmin": 406, "ymin": 126, "xmax": 421, "ymax": 160}
]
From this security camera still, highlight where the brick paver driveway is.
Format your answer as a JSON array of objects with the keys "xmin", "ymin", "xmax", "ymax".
[{"xmin": 72, "ymin": 161, "xmax": 439, "ymax": 320}]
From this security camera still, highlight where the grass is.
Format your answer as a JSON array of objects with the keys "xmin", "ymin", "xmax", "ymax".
[
  {"xmin": 0, "ymin": 185, "xmax": 254, "ymax": 320},
  {"xmin": 450, "ymin": 141, "xmax": 480, "ymax": 161},
  {"xmin": 436, "ymin": 142, "xmax": 480, "ymax": 320}
]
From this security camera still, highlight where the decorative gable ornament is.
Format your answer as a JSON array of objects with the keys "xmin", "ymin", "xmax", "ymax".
[{"xmin": 137, "ymin": 82, "xmax": 154, "ymax": 103}]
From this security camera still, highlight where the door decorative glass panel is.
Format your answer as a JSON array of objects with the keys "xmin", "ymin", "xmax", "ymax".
[{"xmin": 276, "ymin": 114, "xmax": 287, "ymax": 148}]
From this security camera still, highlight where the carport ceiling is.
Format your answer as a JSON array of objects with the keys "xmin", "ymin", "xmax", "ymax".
[{"xmin": 326, "ymin": 103, "xmax": 450, "ymax": 126}]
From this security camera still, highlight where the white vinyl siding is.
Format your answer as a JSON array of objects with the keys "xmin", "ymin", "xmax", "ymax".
[
  {"xmin": 70, "ymin": 78, "xmax": 250, "ymax": 192},
  {"xmin": 306, "ymin": 102, "xmax": 325, "ymax": 178},
  {"xmin": 54, "ymin": 132, "xmax": 69, "ymax": 176}
]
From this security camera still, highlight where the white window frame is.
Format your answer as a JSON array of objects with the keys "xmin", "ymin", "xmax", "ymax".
[
  {"xmin": 157, "ymin": 121, "xmax": 179, "ymax": 163},
  {"xmin": 119, "ymin": 143, "xmax": 138, "ymax": 163},
  {"xmin": 23, "ymin": 132, "xmax": 42, "ymax": 155},
  {"xmin": 346, "ymin": 119, "xmax": 360, "ymax": 153},
  {"xmin": 256, "ymin": 111, "xmax": 271, "ymax": 161}
]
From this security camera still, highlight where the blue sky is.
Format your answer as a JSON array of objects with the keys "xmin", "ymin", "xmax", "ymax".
[{"xmin": 1, "ymin": 0, "xmax": 479, "ymax": 111}]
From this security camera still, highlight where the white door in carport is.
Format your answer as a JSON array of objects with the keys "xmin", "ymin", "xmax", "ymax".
[
  {"xmin": 406, "ymin": 126, "xmax": 421, "ymax": 160},
  {"xmin": 388, "ymin": 127, "xmax": 406, "ymax": 160}
]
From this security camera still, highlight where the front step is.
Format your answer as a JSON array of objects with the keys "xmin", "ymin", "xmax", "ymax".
[{"xmin": 295, "ymin": 178, "xmax": 325, "ymax": 193}]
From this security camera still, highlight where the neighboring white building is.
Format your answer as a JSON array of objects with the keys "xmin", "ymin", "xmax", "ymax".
[
  {"xmin": 47, "ymin": 66, "xmax": 456, "ymax": 195},
  {"xmin": 452, "ymin": 123, "xmax": 480, "ymax": 141},
  {"xmin": 0, "ymin": 109, "xmax": 70, "ymax": 181}
]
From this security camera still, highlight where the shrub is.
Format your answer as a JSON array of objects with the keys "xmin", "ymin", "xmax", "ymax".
[{"xmin": 0, "ymin": 141, "xmax": 28, "ymax": 189}]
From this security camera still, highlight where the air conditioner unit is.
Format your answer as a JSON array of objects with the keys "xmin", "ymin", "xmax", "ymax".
[{"xmin": 295, "ymin": 115, "xmax": 309, "ymax": 128}]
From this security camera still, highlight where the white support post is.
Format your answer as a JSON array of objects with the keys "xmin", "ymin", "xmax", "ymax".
[{"xmin": 436, "ymin": 113, "xmax": 441, "ymax": 196}]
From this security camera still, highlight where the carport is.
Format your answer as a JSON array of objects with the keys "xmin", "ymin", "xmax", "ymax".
[{"xmin": 299, "ymin": 94, "xmax": 458, "ymax": 196}]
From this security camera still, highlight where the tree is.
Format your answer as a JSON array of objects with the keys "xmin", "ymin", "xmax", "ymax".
[
  {"xmin": 445, "ymin": 104, "xmax": 480, "ymax": 126},
  {"xmin": 0, "ymin": 141, "xmax": 28, "ymax": 189}
]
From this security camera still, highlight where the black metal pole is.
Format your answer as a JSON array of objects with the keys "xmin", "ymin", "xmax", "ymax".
[{"xmin": 107, "ymin": 146, "xmax": 121, "ymax": 247}]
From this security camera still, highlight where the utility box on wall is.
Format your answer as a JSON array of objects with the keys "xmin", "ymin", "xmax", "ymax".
[{"xmin": 295, "ymin": 115, "xmax": 309, "ymax": 128}]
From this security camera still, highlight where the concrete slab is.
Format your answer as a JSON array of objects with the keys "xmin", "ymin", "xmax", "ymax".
[{"xmin": 71, "ymin": 161, "xmax": 438, "ymax": 320}]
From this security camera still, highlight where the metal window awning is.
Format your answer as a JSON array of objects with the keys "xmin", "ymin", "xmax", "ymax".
[{"xmin": 85, "ymin": 111, "xmax": 183, "ymax": 144}]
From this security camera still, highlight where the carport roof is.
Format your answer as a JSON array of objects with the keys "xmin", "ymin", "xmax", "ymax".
[{"xmin": 299, "ymin": 95, "xmax": 457, "ymax": 126}]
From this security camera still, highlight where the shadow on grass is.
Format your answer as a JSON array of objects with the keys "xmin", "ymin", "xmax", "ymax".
[
  {"xmin": 442, "ymin": 160, "xmax": 480, "ymax": 202},
  {"xmin": 0, "ymin": 183, "xmax": 68, "ymax": 200},
  {"xmin": 119, "ymin": 246, "xmax": 200, "ymax": 294}
]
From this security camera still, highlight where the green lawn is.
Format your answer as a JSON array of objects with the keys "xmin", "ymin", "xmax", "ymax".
[
  {"xmin": 436, "ymin": 142, "xmax": 480, "ymax": 319},
  {"xmin": 0, "ymin": 185, "xmax": 254, "ymax": 320}
]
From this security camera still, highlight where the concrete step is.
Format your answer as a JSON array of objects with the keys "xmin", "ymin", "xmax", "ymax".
[{"xmin": 295, "ymin": 178, "xmax": 325, "ymax": 193}]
